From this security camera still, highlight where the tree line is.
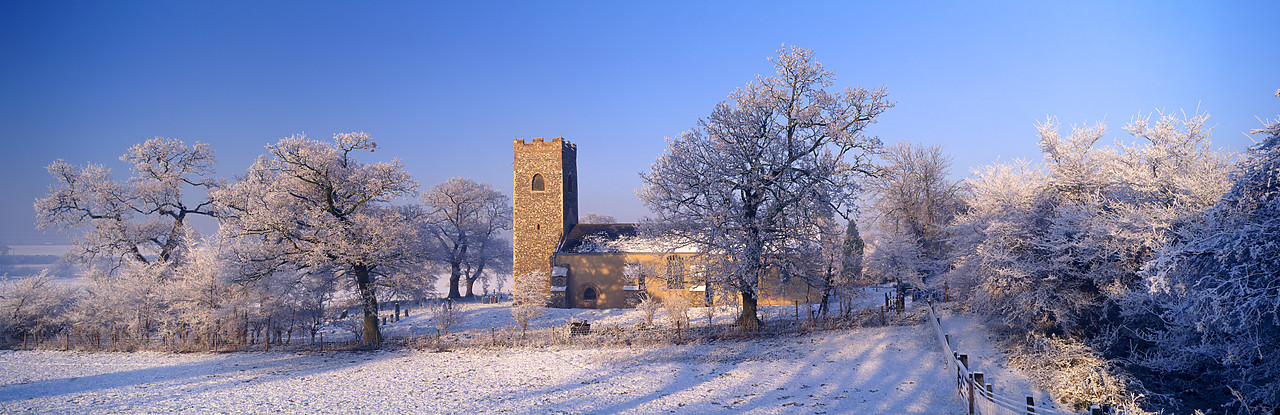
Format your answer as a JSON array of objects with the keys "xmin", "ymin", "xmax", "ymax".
[{"xmin": 3, "ymin": 133, "xmax": 511, "ymax": 349}]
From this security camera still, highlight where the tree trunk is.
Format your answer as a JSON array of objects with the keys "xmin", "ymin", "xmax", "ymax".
[
  {"xmin": 354, "ymin": 264, "xmax": 381, "ymax": 347},
  {"xmin": 737, "ymin": 291, "xmax": 762, "ymax": 331},
  {"xmin": 738, "ymin": 194, "xmax": 765, "ymax": 333},
  {"xmin": 818, "ymin": 278, "xmax": 833, "ymax": 317},
  {"xmin": 447, "ymin": 261, "xmax": 463, "ymax": 299},
  {"xmin": 158, "ymin": 212, "xmax": 187, "ymax": 263},
  {"xmin": 464, "ymin": 277, "xmax": 477, "ymax": 298},
  {"xmin": 464, "ymin": 261, "xmax": 487, "ymax": 298}
]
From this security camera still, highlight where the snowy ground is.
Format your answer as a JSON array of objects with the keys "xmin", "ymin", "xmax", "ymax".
[
  {"xmin": 934, "ymin": 305, "xmax": 1065, "ymax": 413},
  {"xmin": 0, "ymin": 292, "xmax": 1059, "ymax": 414},
  {"xmin": 0, "ymin": 325, "xmax": 963, "ymax": 414},
  {"xmin": 376, "ymin": 286, "xmax": 903, "ymax": 341}
]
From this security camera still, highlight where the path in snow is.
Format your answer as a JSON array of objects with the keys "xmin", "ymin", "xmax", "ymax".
[{"xmin": 935, "ymin": 305, "xmax": 1067, "ymax": 413}]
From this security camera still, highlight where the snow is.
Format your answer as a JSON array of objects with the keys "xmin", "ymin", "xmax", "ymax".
[
  {"xmin": 934, "ymin": 305, "xmax": 1066, "ymax": 413},
  {"xmin": 0, "ymin": 326, "xmax": 962, "ymax": 414},
  {"xmin": 0, "ymin": 297, "xmax": 1052, "ymax": 414},
  {"xmin": 4, "ymin": 245, "xmax": 72, "ymax": 257},
  {"xmin": 381, "ymin": 286, "xmax": 900, "ymax": 339}
]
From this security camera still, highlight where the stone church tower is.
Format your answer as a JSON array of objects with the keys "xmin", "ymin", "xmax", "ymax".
[{"xmin": 513, "ymin": 137, "xmax": 578, "ymax": 307}]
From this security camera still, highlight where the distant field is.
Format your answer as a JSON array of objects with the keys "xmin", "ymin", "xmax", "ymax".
[
  {"xmin": 4, "ymin": 245, "xmax": 71, "ymax": 256},
  {"xmin": 0, "ymin": 255, "xmax": 59, "ymax": 265},
  {"xmin": 1, "ymin": 245, "xmax": 75, "ymax": 278}
]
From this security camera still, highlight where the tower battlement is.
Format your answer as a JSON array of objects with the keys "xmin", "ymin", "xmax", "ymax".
[{"xmin": 513, "ymin": 136, "xmax": 577, "ymax": 151}]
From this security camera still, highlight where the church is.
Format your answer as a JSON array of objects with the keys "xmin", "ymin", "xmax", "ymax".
[{"xmin": 513, "ymin": 137, "xmax": 820, "ymax": 309}]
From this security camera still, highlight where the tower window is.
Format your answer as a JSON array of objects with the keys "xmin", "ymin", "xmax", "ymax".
[{"xmin": 531, "ymin": 174, "xmax": 545, "ymax": 191}]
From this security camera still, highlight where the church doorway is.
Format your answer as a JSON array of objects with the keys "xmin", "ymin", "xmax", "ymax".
[{"xmin": 581, "ymin": 285, "xmax": 599, "ymax": 309}]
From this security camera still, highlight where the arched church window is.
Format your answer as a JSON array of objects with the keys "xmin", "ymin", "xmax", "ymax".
[
  {"xmin": 666, "ymin": 255, "xmax": 685, "ymax": 289},
  {"xmin": 531, "ymin": 174, "xmax": 545, "ymax": 191}
]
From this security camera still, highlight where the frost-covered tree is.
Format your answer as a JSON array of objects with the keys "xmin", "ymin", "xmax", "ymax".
[
  {"xmin": 952, "ymin": 113, "xmax": 1230, "ymax": 338},
  {"xmin": 77, "ymin": 257, "xmax": 175, "ymax": 349},
  {"xmin": 155, "ymin": 229, "xmax": 234, "ymax": 350},
  {"xmin": 948, "ymin": 113, "xmax": 1233, "ymax": 410},
  {"xmin": 0, "ymin": 270, "xmax": 75, "ymax": 347},
  {"xmin": 833, "ymin": 218, "xmax": 866, "ymax": 315},
  {"xmin": 486, "ymin": 269, "xmax": 508, "ymax": 295},
  {"xmin": 215, "ymin": 132, "xmax": 417, "ymax": 347},
  {"xmin": 1134, "ymin": 115, "xmax": 1280, "ymax": 411},
  {"xmin": 804, "ymin": 216, "xmax": 846, "ymax": 316},
  {"xmin": 290, "ymin": 266, "xmax": 342, "ymax": 344},
  {"xmin": 841, "ymin": 218, "xmax": 865, "ymax": 283},
  {"xmin": 429, "ymin": 301, "xmax": 464, "ymax": 335},
  {"xmin": 420, "ymin": 177, "xmax": 512, "ymax": 299},
  {"xmin": 511, "ymin": 270, "xmax": 549, "ymax": 337},
  {"xmin": 947, "ymin": 159, "xmax": 1047, "ymax": 298},
  {"xmin": 378, "ymin": 265, "xmax": 437, "ymax": 305},
  {"xmin": 864, "ymin": 231, "xmax": 925, "ymax": 286},
  {"xmin": 867, "ymin": 142, "xmax": 963, "ymax": 277},
  {"xmin": 60, "ymin": 227, "xmax": 239, "ymax": 351},
  {"xmin": 31, "ymin": 138, "xmax": 235, "ymax": 350},
  {"xmin": 579, "ymin": 212, "xmax": 617, "ymax": 224},
  {"xmin": 663, "ymin": 290, "xmax": 691, "ymax": 335},
  {"xmin": 35, "ymin": 138, "xmax": 221, "ymax": 270},
  {"xmin": 796, "ymin": 214, "xmax": 869, "ymax": 317},
  {"xmin": 640, "ymin": 46, "xmax": 892, "ymax": 330}
]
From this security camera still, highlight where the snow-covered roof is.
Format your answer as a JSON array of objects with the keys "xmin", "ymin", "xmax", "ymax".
[{"xmin": 557, "ymin": 223, "xmax": 698, "ymax": 254}]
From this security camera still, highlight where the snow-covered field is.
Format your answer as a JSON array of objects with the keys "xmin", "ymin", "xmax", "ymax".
[
  {"xmin": 0, "ymin": 297, "xmax": 1056, "ymax": 414},
  {"xmin": 376, "ymin": 286, "xmax": 902, "ymax": 341},
  {"xmin": 0, "ymin": 326, "xmax": 962, "ymax": 414}
]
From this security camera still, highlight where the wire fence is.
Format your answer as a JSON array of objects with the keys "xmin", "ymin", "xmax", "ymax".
[{"xmin": 927, "ymin": 302, "xmax": 1104, "ymax": 415}]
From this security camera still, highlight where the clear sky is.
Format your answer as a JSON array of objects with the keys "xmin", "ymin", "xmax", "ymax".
[{"xmin": 2, "ymin": 1, "xmax": 1276, "ymax": 245}]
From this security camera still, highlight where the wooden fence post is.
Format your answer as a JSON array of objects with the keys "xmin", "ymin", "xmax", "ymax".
[
  {"xmin": 977, "ymin": 371, "xmax": 988, "ymax": 409},
  {"xmin": 967, "ymin": 373, "xmax": 975, "ymax": 415},
  {"xmin": 957, "ymin": 353, "xmax": 969, "ymax": 411},
  {"xmin": 1026, "ymin": 395, "xmax": 1035, "ymax": 414}
]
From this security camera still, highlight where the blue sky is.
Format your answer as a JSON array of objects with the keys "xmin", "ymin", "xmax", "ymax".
[{"xmin": 2, "ymin": 1, "xmax": 1277, "ymax": 245}]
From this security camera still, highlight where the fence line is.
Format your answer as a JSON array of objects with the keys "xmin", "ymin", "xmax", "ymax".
[{"xmin": 927, "ymin": 302, "xmax": 1099, "ymax": 415}]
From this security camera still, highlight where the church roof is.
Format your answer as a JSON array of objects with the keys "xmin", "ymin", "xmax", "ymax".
[
  {"xmin": 557, "ymin": 223, "xmax": 700, "ymax": 254},
  {"xmin": 557, "ymin": 223, "xmax": 638, "ymax": 253}
]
